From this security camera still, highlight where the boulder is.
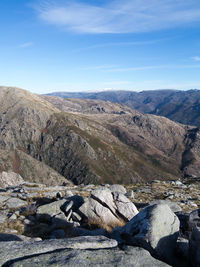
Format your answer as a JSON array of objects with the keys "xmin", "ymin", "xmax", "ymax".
[
  {"xmin": 0, "ymin": 236, "xmax": 118, "ymax": 265},
  {"xmin": 120, "ymin": 204, "xmax": 180, "ymax": 264},
  {"xmin": 0, "ymin": 171, "xmax": 24, "ymax": 188},
  {"xmin": 6, "ymin": 197, "xmax": 27, "ymax": 209},
  {"xmin": 79, "ymin": 188, "xmax": 138, "ymax": 227},
  {"xmin": 91, "ymin": 188, "xmax": 117, "ymax": 214},
  {"xmin": 2, "ymin": 245, "xmax": 170, "ymax": 266},
  {"xmin": 149, "ymin": 200, "xmax": 182, "ymax": 213},
  {"xmin": 112, "ymin": 192, "xmax": 138, "ymax": 221},
  {"xmin": 79, "ymin": 197, "xmax": 120, "ymax": 226},
  {"xmin": 37, "ymin": 199, "xmax": 67, "ymax": 217},
  {"xmin": 109, "ymin": 184, "xmax": 127, "ymax": 194}
]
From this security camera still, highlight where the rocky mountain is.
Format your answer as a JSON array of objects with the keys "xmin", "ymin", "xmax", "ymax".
[
  {"xmin": 1, "ymin": 86, "xmax": 200, "ymax": 185},
  {"xmin": 1, "ymin": 179, "xmax": 200, "ymax": 266},
  {"xmin": 47, "ymin": 89, "xmax": 200, "ymax": 126}
]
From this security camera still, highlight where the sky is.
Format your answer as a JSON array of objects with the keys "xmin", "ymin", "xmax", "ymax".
[{"xmin": 1, "ymin": 0, "xmax": 200, "ymax": 94}]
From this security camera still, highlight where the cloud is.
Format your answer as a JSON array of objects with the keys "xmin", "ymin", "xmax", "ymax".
[
  {"xmin": 72, "ymin": 39, "xmax": 165, "ymax": 52},
  {"xmin": 19, "ymin": 42, "xmax": 34, "ymax": 48},
  {"xmin": 36, "ymin": 0, "xmax": 200, "ymax": 34},
  {"xmin": 103, "ymin": 64, "xmax": 200, "ymax": 72},
  {"xmin": 192, "ymin": 56, "xmax": 200, "ymax": 61},
  {"xmin": 81, "ymin": 64, "xmax": 119, "ymax": 70}
]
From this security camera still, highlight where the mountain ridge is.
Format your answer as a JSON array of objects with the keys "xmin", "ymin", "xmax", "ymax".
[
  {"xmin": 46, "ymin": 89, "xmax": 200, "ymax": 126},
  {"xmin": 1, "ymin": 86, "xmax": 200, "ymax": 185}
]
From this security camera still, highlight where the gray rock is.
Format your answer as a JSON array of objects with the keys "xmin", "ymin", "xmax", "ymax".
[
  {"xmin": 8, "ymin": 213, "xmax": 17, "ymax": 220},
  {"xmin": 0, "ymin": 194, "xmax": 10, "ymax": 202},
  {"xmin": 0, "ymin": 213, "xmax": 7, "ymax": 224},
  {"xmin": 189, "ymin": 226, "xmax": 200, "ymax": 267},
  {"xmin": 109, "ymin": 184, "xmax": 127, "ymax": 194},
  {"xmin": 66, "ymin": 209, "xmax": 73, "ymax": 221},
  {"xmin": 149, "ymin": 199, "xmax": 182, "ymax": 213},
  {"xmin": 0, "ymin": 171, "xmax": 24, "ymax": 188},
  {"xmin": 0, "ymin": 236, "xmax": 118, "ymax": 265},
  {"xmin": 112, "ymin": 192, "xmax": 138, "ymax": 221},
  {"xmin": 72, "ymin": 211, "xmax": 82, "ymax": 222},
  {"xmin": 3, "ymin": 246, "xmax": 170, "ymax": 267},
  {"xmin": 6, "ymin": 197, "xmax": 27, "ymax": 209},
  {"xmin": 91, "ymin": 187, "xmax": 117, "ymax": 214},
  {"xmin": 37, "ymin": 199, "xmax": 67, "ymax": 216},
  {"xmin": 188, "ymin": 209, "xmax": 200, "ymax": 231},
  {"xmin": 62, "ymin": 200, "xmax": 73, "ymax": 213},
  {"xmin": 79, "ymin": 197, "xmax": 120, "ymax": 226},
  {"xmin": 134, "ymin": 187, "xmax": 152, "ymax": 194},
  {"xmin": 121, "ymin": 204, "xmax": 180, "ymax": 265}
]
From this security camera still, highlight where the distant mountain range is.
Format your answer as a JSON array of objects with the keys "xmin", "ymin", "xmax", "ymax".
[
  {"xmin": 46, "ymin": 89, "xmax": 200, "ymax": 126},
  {"xmin": 1, "ymin": 86, "xmax": 200, "ymax": 186}
]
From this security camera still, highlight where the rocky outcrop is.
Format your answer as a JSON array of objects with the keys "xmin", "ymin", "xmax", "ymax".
[
  {"xmin": 1, "ymin": 180, "xmax": 200, "ymax": 266},
  {"xmin": 0, "ymin": 171, "xmax": 24, "ymax": 188}
]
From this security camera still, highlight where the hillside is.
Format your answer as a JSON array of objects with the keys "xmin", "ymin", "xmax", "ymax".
[
  {"xmin": 1, "ymin": 86, "xmax": 200, "ymax": 185},
  {"xmin": 47, "ymin": 89, "xmax": 200, "ymax": 126}
]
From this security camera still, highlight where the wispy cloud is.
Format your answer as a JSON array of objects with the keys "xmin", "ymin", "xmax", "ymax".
[
  {"xmin": 36, "ymin": 0, "xmax": 200, "ymax": 34},
  {"xmin": 192, "ymin": 56, "xmax": 200, "ymax": 61},
  {"xmin": 73, "ymin": 39, "xmax": 165, "ymax": 52},
  {"xmin": 103, "ymin": 64, "xmax": 200, "ymax": 72},
  {"xmin": 81, "ymin": 64, "xmax": 119, "ymax": 71},
  {"xmin": 19, "ymin": 42, "xmax": 34, "ymax": 48}
]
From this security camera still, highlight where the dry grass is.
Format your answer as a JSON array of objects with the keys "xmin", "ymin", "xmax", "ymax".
[
  {"xmin": 86, "ymin": 217, "xmax": 126, "ymax": 232},
  {"xmin": 0, "ymin": 220, "xmax": 25, "ymax": 235}
]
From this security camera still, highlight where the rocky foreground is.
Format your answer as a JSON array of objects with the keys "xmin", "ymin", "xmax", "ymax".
[{"xmin": 1, "ymin": 174, "xmax": 200, "ymax": 266}]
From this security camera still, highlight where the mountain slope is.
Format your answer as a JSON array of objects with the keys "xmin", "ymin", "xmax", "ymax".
[
  {"xmin": 47, "ymin": 89, "xmax": 200, "ymax": 126},
  {"xmin": 1, "ymin": 86, "xmax": 200, "ymax": 185}
]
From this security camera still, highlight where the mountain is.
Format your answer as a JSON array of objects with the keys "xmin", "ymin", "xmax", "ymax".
[
  {"xmin": 1, "ymin": 86, "xmax": 200, "ymax": 185},
  {"xmin": 47, "ymin": 89, "xmax": 200, "ymax": 126}
]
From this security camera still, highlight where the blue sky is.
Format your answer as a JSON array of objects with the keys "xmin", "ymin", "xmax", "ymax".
[{"xmin": 1, "ymin": 0, "xmax": 200, "ymax": 93}]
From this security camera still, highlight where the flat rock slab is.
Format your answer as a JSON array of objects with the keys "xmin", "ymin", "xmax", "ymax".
[
  {"xmin": 0, "ymin": 236, "xmax": 117, "ymax": 266},
  {"xmin": 3, "ymin": 246, "xmax": 170, "ymax": 267},
  {"xmin": 5, "ymin": 198, "xmax": 27, "ymax": 209}
]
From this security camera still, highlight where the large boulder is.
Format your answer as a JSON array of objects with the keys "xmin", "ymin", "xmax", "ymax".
[
  {"xmin": 120, "ymin": 204, "xmax": 180, "ymax": 264},
  {"xmin": 0, "ymin": 240, "xmax": 170, "ymax": 266},
  {"xmin": 79, "ymin": 188, "xmax": 138, "ymax": 227},
  {"xmin": 79, "ymin": 197, "xmax": 120, "ymax": 227},
  {"xmin": 0, "ymin": 236, "xmax": 118, "ymax": 265}
]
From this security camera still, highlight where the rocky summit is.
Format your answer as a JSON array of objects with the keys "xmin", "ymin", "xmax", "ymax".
[
  {"xmin": 1, "ymin": 86, "xmax": 200, "ymax": 186},
  {"xmin": 0, "ymin": 179, "xmax": 200, "ymax": 266},
  {"xmin": 1, "ymin": 86, "xmax": 200, "ymax": 266}
]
